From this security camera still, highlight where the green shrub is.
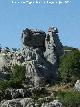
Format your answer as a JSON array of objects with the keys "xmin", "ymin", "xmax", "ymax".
[
  {"xmin": 9, "ymin": 64, "xmax": 26, "ymax": 88},
  {"xmin": 8, "ymin": 79, "xmax": 23, "ymax": 88},
  {"xmin": 0, "ymin": 64, "xmax": 26, "ymax": 91},
  {"xmin": 57, "ymin": 90, "xmax": 80, "ymax": 107},
  {"xmin": 58, "ymin": 50, "xmax": 80, "ymax": 83},
  {"xmin": 10, "ymin": 64, "xmax": 26, "ymax": 82},
  {"xmin": 0, "ymin": 80, "xmax": 9, "ymax": 91}
]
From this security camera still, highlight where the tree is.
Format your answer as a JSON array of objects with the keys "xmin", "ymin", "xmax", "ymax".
[
  {"xmin": 58, "ymin": 49, "xmax": 80, "ymax": 83},
  {"xmin": 63, "ymin": 46, "xmax": 78, "ymax": 51}
]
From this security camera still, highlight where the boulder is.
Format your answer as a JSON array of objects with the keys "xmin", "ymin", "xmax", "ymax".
[
  {"xmin": 74, "ymin": 80, "xmax": 80, "ymax": 91},
  {"xmin": 45, "ymin": 27, "xmax": 63, "ymax": 65},
  {"xmin": 41, "ymin": 100, "xmax": 62, "ymax": 107}
]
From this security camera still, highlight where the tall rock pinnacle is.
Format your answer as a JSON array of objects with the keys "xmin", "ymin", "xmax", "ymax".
[{"xmin": 21, "ymin": 27, "xmax": 63, "ymax": 87}]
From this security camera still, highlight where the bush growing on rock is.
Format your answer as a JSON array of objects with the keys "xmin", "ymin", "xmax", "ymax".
[
  {"xmin": 0, "ymin": 80, "xmax": 9, "ymax": 91},
  {"xmin": 10, "ymin": 64, "xmax": 26, "ymax": 88},
  {"xmin": 11, "ymin": 64, "xmax": 26, "ymax": 82}
]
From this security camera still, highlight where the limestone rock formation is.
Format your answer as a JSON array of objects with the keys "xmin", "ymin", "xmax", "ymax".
[
  {"xmin": 44, "ymin": 27, "xmax": 63, "ymax": 64},
  {"xmin": 21, "ymin": 27, "xmax": 63, "ymax": 86},
  {"xmin": 0, "ymin": 27, "xmax": 63, "ymax": 86},
  {"xmin": 0, "ymin": 27, "xmax": 64, "ymax": 107}
]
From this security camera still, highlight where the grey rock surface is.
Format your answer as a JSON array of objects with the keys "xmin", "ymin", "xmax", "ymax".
[
  {"xmin": 41, "ymin": 100, "xmax": 62, "ymax": 107},
  {"xmin": 74, "ymin": 80, "xmax": 80, "ymax": 91},
  {"xmin": 0, "ymin": 27, "xmax": 63, "ymax": 106},
  {"xmin": 21, "ymin": 27, "xmax": 63, "ymax": 86},
  {"xmin": 0, "ymin": 98, "xmax": 34, "ymax": 107},
  {"xmin": 0, "ymin": 99, "xmax": 62, "ymax": 107}
]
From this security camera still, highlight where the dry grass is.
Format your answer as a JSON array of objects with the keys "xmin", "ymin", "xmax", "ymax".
[{"xmin": 46, "ymin": 83, "xmax": 74, "ymax": 93}]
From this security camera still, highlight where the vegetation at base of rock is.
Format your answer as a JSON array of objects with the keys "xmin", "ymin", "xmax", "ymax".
[
  {"xmin": 58, "ymin": 49, "xmax": 80, "ymax": 83},
  {"xmin": 10, "ymin": 64, "xmax": 26, "ymax": 83},
  {"xmin": 10, "ymin": 64, "xmax": 26, "ymax": 88},
  {"xmin": 57, "ymin": 90, "xmax": 80, "ymax": 107},
  {"xmin": 0, "ymin": 80, "xmax": 9, "ymax": 91},
  {"xmin": 0, "ymin": 64, "xmax": 26, "ymax": 91}
]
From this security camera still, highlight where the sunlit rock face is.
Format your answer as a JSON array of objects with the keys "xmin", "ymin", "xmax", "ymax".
[
  {"xmin": 75, "ymin": 80, "xmax": 80, "ymax": 91},
  {"xmin": 45, "ymin": 27, "xmax": 63, "ymax": 64}
]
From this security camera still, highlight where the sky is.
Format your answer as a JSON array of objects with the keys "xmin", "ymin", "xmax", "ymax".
[{"xmin": 0, "ymin": 0, "xmax": 80, "ymax": 49}]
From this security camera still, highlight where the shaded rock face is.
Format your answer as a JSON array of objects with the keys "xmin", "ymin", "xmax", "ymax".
[
  {"xmin": 21, "ymin": 28, "xmax": 46, "ymax": 51},
  {"xmin": 21, "ymin": 27, "xmax": 63, "ymax": 86}
]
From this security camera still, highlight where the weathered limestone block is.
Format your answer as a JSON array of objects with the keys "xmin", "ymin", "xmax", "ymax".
[
  {"xmin": 45, "ymin": 27, "xmax": 63, "ymax": 65},
  {"xmin": 21, "ymin": 28, "xmax": 46, "ymax": 51},
  {"xmin": 41, "ymin": 100, "xmax": 62, "ymax": 107}
]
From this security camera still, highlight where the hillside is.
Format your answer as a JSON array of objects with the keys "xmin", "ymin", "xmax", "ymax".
[{"xmin": 0, "ymin": 27, "xmax": 80, "ymax": 107}]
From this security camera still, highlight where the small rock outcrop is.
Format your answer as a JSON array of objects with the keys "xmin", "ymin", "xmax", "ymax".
[
  {"xmin": 41, "ymin": 100, "xmax": 62, "ymax": 107},
  {"xmin": 75, "ymin": 80, "xmax": 80, "ymax": 91}
]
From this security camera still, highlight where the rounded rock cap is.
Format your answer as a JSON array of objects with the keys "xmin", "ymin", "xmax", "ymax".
[{"xmin": 48, "ymin": 27, "xmax": 58, "ymax": 33}]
